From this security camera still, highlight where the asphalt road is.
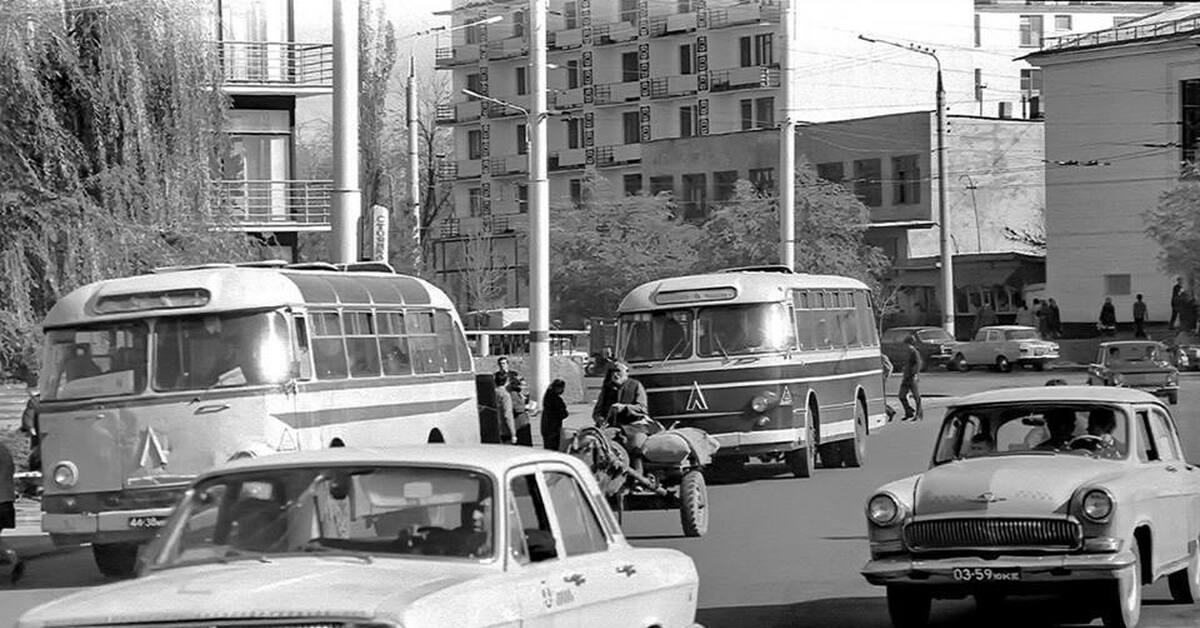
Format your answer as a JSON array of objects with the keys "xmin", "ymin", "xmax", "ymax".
[{"xmin": 6, "ymin": 368, "xmax": 1200, "ymax": 627}]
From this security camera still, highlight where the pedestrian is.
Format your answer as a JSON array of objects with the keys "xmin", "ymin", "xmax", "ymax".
[
  {"xmin": 973, "ymin": 302, "xmax": 998, "ymax": 336},
  {"xmin": 494, "ymin": 372, "xmax": 515, "ymax": 445},
  {"xmin": 19, "ymin": 389, "xmax": 40, "ymax": 475},
  {"xmin": 1133, "ymin": 293, "xmax": 1148, "ymax": 339},
  {"xmin": 592, "ymin": 362, "xmax": 652, "ymax": 471},
  {"xmin": 1182, "ymin": 291, "xmax": 1199, "ymax": 343},
  {"xmin": 493, "ymin": 356, "xmax": 514, "ymax": 384},
  {"xmin": 508, "ymin": 376, "xmax": 534, "ymax": 447},
  {"xmin": 898, "ymin": 335, "xmax": 923, "ymax": 421},
  {"xmin": 1171, "ymin": 277, "xmax": 1184, "ymax": 330},
  {"xmin": 1098, "ymin": 296, "xmax": 1117, "ymax": 337},
  {"xmin": 1048, "ymin": 298, "xmax": 1063, "ymax": 338},
  {"xmin": 1014, "ymin": 300, "xmax": 1035, "ymax": 327},
  {"xmin": 0, "ymin": 440, "xmax": 24, "ymax": 584},
  {"xmin": 1033, "ymin": 298, "xmax": 1048, "ymax": 337},
  {"xmin": 541, "ymin": 379, "xmax": 569, "ymax": 451}
]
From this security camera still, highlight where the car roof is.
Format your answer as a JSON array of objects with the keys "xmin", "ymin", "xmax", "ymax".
[
  {"xmin": 979, "ymin": 325, "xmax": 1037, "ymax": 331},
  {"xmin": 884, "ymin": 326, "xmax": 942, "ymax": 332},
  {"xmin": 951, "ymin": 385, "xmax": 1162, "ymax": 407},
  {"xmin": 1100, "ymin": 340, "xmax": 1163, "ymax": 347},
  {"xmin": 197, "ymin": 446, "xmax": 585, "ymax": 481}
]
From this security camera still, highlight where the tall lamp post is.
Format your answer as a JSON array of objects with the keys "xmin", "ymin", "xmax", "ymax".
[
  {"xmin": 858, "ymin": 35, "xmax": 954, "ymax": 336},
  {"xmin": 408, "ymin": 15, "xmax": 503, "ymax": 273}
]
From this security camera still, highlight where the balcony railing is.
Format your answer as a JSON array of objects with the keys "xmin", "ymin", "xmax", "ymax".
[
  {"xmin": 488, "ymin": 155, "xmax": 528, "ymax": 175},
  {"xmin": 212, "ymin": 180, "xmax": 331, "ymax": 228},
  {"xmin": 486, "ymin": 38, "xmax": 527, "ymax": 60},
  {"xmin": 218, "ymin": 41, "xmax": 332, "ymax": 89},
  {"xmin": 436, "ymin": 162, "xmax": 458, "ymax": 180},
  {"xmin": 594, "ymin": 143, "xmax": 643, "ymax": 167},
  {"xmin": 595, "ymin": 20, "xmax": 638, "ymax": 45},
  {"xmin": 707, "ymin": 3, "xmax": 780, "ymax": 29},
  {"xmin": 440, "ymin": 218, "xmax": 461, "ymax": 238},
  {"xmin": 648, "ymin": 12, "xmax": 698, "ymax": 36},
  {"xmin": 551, "ymin": 28, "xmax": 583, "ymax": 50},
  {"xmin": 434, "ymin": 44, "xmax": 480, "ymax": 68},
  {"xmin": 649, "ymin": 74, "xmax": 699, "ymax": 99},
  {"xmin": 551, "ymin": 148, "xmax": 587, "ymax": 171},
  {"xmin": 710, "ymin": 65, "xmax": 780, "ymax": 92},
  {"xmin": 594, "ymin": 80, "xmax": 642, "ymax": 105},
  {"xmin": 1043, "ymin": 14, "xmax": 1200, "ymax": 51},
  {"xmin": 457, "ymin": 159, "xmax": 482, "ymax": 179}
]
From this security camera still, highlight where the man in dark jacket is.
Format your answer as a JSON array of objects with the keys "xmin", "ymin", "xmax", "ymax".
[
  {"xmin": 541, "ymin": 379, "xmax": 569, "ymax": 451},
  {"xmin": 593, "ymin": 363, "xmax": 652, "ymax": 471},
  {"xmin": 898, "ymin": 335, "xmax": 923, "ymax": 421}
]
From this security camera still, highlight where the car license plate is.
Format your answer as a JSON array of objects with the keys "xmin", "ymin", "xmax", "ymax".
[
  {"xmin": 128, "ymin": 516, "xmax": 167, "ymax": 529},
  {"xmin": 952, "ymin": 567, "xmax": 1020, "ymax": 582}
]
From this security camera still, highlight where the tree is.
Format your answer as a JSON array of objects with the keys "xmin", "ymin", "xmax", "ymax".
[
  {"xmin": 459, "ymin": 231, "xmax": 509, "ymax": 314},
  {"xmin": 1144, "ymin": 171, "xmax": 1200, "ymax": 286},
  {"xmin": 0, "ymin": 0, "xmax": 258, "ymax": 376},
  {"xmin": 551, "ymin": 177, "xmax": 702, "ymax": 322}
]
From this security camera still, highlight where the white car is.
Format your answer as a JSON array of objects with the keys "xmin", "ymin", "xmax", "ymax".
[
  {"xmin": 18, "ymin": 446, "xmax": 703, "ymax": 628},
  {"xmin": 949, "ymin": 325, "xmax": 1060, "ymax": 372}
]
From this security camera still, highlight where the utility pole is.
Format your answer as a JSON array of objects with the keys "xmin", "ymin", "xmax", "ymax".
[
  {"xmin": 858, "ymin": 35, "xmax": 954, "ymax": 336},
  {"xmin": 331, "ymin": 0, "xmax": 361, "ymax": 264},
  {"xmin": 407, "ymin": 57, "xmax": 422, "ymax": 274},
  {"xmin": 779, "ymin": 0, "xmax": 796, "ymax": 271},
  {"xmin": 960, "ymin": 174, "xmax": 981, "ymax": 252},
  {"xmin": 529, "ymin": 0, "xmax": 551, "ymax": 409}
]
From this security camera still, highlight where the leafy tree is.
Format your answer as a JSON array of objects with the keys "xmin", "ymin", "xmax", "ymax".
[
  {"xmin": 1144, "ymin": 169, "xmax": 1200, "ymax": 286},
  {"xmin": 551, "ymin": 177, "xmax": 701, "ymax": 322},
  {"xmin": 0, "ymin": 0, "xmax": 258, "ymax": 377}
]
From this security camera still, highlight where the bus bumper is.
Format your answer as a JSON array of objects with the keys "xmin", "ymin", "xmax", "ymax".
[
  {"xmin": 713, "ymin": 427, "xmax": 804, "ymax": 456},
  {"xmin": 44, "ymin": 507, "xmax": 173, "ymax": 544}
]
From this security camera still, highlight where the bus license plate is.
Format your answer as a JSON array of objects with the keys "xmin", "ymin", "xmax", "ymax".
[
  {"xmin": 952, "ymin": 567, "xmax": 1020, "ymax": 582},
  {"xmin": 128, "ymin": 516, "xmax": 167, "ymax": 529}
]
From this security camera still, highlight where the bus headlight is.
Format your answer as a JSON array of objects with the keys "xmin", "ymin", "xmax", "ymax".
[
  {"xmin": 52, "ymin": 462, "xmax": 79, "ymax": 489},
  {"xmin": 867, "ymin": 493, "xmax": 900, "ymax": 526},
  {"xmin": 751, "ymin": 391, "xmax": 779, "ymax": 413}
]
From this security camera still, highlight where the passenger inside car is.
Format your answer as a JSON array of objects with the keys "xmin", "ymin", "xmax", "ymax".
[
  {"xmin": 965, "ymin": 432, "xmax": 994, "ymax": 458},
  {"xmin": 1035, "ymin": 409, "xmax": 1078, "ymax": 451}
]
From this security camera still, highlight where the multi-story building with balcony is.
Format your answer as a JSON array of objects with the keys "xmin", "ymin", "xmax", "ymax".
[{"xmin": 211, "ymin": 0, "xmax": 333, "ymax": 261}]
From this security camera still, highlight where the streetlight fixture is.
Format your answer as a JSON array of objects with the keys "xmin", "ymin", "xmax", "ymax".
[{"xmin": 858, "ymin": 34, "xmax": 955, "ymax": 336}]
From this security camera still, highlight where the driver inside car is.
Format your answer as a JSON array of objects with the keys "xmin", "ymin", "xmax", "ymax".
[
  {"xmin": 1079, "ymin": 408, "xmax": 1122, "ymax": 458},
  {"xmin": 1035, "ymin": 409, "xmax": 1078, "ymax": 451}
]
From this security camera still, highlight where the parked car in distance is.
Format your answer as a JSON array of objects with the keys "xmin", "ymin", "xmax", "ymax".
[
  {"xmin": 949, "ymin": 325, "xmax": 1059, "ymax": 372},
  {"xmin": 881, "ymin": 326, "xmax": 955, "ymax": 371},
  {"xmin": 861, "ymin": 386, "xmax": 1200, "ymax": 628},
  {"xmin": 18, "ymin": 447, "xmax": 703, "ymax": 628},
  {"xmin": 1088, "ymin": 340, "xmax": 1179, "ymax": 405},
  {"xmin": 1172, "ymin": 342, "xmax": 1200, "ymax": 372}
]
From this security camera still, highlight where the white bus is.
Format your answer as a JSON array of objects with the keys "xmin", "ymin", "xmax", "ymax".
[
  {"xmin": 616, "ymin": 267, "xmax": 885, "ymax": 479},
  {"xmin": 36, "ymin": 261, "xmax": 478, "ymax": 575}
]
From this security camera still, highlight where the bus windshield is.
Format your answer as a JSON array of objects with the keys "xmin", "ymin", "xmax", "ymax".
[
  {"xmin": 618, "ymin": 310, "xmax": 693, "ymax": 362},
  {"xmin": 697, "ymin": 302, "xmax": 794, "ymax": 358},
  {"xmin": 43, "ymin": 321, "xmax": 150, "ymax": 401},
  {"xmin": 154, "ymin": 311, "xmax": 290, "ymax": 391}
]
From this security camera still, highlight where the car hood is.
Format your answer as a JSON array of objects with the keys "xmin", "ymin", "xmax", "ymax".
[
  {"xmin": 914, "ymin": 455, "xmax": 1123, "ymax": 517},
  {"xmin": 20, "ymin": 557, "xmax": 493, "ymax": 627}
]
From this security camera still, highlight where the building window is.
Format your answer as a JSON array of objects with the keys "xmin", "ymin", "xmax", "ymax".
[
  {"xmin": 1021, "ymin": 68, "xmax": 1043, "ymax": 119},
  {"xmin": 465, "ymin": 24, "xmax": 480, "ymax": 45},
  {"xmin": 677, "ymin": 0, "xmax": 691, "ymax": 13},
  {"xmin": 1181, "ymin": 79, "xmax": 1200, "ymax": 165},
  {"xmin": 974, "ymin": 68, "xmax": 984, "ymax": 104},
  {"xmin": 622, "ymin": 51, "xmax": 639, "ymax": 82},
  {"xmin": 754, "ymin": 33, "xmax": 774, "ymax": 65},
  {"xmin": 853, "ymin": 158, "xmax": 882, "ymax": 207},
  {"xmin": 517, "ymin": 184, "xmax": 528, "ymax": 213},
  {"xmin": 679, "ymin": 105, "xmax": 698, "ymax": 137},
  {"xmin": 564, "ymin": 1, "xmax": 578, "ymax": 29},
  {"xmin": 973, "ymin": 14, "xmax": 981, "ymax": 47},
  {"xmin": 566, "ymin": 118, "xmax": 583, "ymax": 150},
  {"xmin": 623, "ymin": 174, "xmax": 642, "ymax": 195},
  {"xmin": 816, "ymin": 161, "xmax": 844, "ymax": 183},
  {"xmin": 513, "ymin": 10, "xmax": 526, "ymax": 38},
  {"xmin": 650, "ymin": 175, "xmax": 673, "ymax": 196},
  {"xmin": 1104, "ymin": 274, "xmax": 1132, "ymax": 296},
  {"xmin": 623, "ymin": 111, "xmax": 640, "ymax": 144},
  {"xmin": 517, "ymin": 124, "xmax": 527, "ymax": 155},
  {"xmin": 1019, "ymin": 15, "xmax": 1043, "ymax": 48},
  {"xmin": 466, "ymin": 73, "xmax": 483, "ymax": 99},
  {"xmin": 468, "ymin": 129, "xmax": 482, "ymax": 160},
  {"xmin": 714, "ymin": 170, "xmax": 738, "ymax": 202},
  {"xmin": 749, "ymin": 167, "xmax": 775, "ymax": 194},
  {"xmin": 569, "ymin": 178, "xmax": 583, "ymax": 204},
  {"xmin": 1054, "ymin": 14, "xmax": 1071, "ymax": 31},
  {"xmin": 739, "ymin": 36, "xmax": 752, "ymax": 67},
  {"xmin": 681, "ymin": 173, "xmax": 707, "ymax": 219},
  {"xmin": 892, "ymin": 154, "xmax": 920, "ymax": 205},
  {"xmin": 516, "ymin": 66, "xmax": 527, "ymax": 95},
  {"xmin": 755, "ymin": 97, "xmax": 774, "ymax": 128},
  {"xmin": 680, "ymin": 43, "xmax": 695, "ymax": 75},
  {"xmin": 740, "ymin": 99, "xmax": 753, "ymax": 130},
  {"xmin": 566, "ymin": 59, "xmax": 580, "ymax": 89},
  {"xmin": 620, "ymin": 0, "xmax": 638, "ymax": 25},
  {"xmin": 468, "ymin": 187, "xmax": 484, "ymax": 217}
]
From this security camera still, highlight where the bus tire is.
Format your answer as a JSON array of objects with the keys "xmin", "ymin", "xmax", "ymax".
[
  {"xmin": 840, "ymin": 399, "xmax": 868, "ymax": 468},
  {"xmin": 93, "ymin": 542, "xmax": 139, "ymax": 578},
  {"xmin": 785, "ymin": 447, "xmax": 813, "ymax": 478},
  {"xmin": 818, "ymin": 441, "xmax": 843, "ymax": 468}
]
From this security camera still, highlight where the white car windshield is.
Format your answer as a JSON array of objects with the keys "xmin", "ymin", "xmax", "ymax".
[
  {"xmin": 149, "ymin": 465, "xmax": 495, "ymax": 570},
  {"xmin": 933, "ymin": 404, "xmax": 1130, "ymax": 464}
]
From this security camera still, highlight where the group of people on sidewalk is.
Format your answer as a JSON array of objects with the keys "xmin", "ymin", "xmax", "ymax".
[{"xmin": 491, "ymin": 356, "xmax": 571, "ymax": 450}]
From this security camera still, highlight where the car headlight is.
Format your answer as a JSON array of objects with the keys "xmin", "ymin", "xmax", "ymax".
[
  {"xmin": 52, "ymin": 461, "xmax": 79, "ymax": 489},
  {"xmin": 750, "ymin": 390, "xmax": 779, "ymax": 413},
  {"xmin": 867, "ymin": 493, "xmax": 901, "ymax": 526},
  {"xmin": 1082, "ymin": 489, "xmax": 1114, "ymax": 522}
]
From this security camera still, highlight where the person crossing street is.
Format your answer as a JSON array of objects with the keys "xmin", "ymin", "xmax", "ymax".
[{"xmin": 898, "ymin": 335, "xmax": 923, "ymax": 421}]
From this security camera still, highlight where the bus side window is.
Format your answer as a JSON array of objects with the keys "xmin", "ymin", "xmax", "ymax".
[
  {"xmin": 311, "ymin": 311, "xmax": 349, "ymax": 380},
  {"xmin": 378, "ymin": 311, "xmax": 413, "ymax": 376},
  {"xmin": 792, "ymin": 290, "xmax": 815, "ymax": 350},
  {"xmin": 293, "ymin": 316, "xmax": 313, "ymax": 380}
]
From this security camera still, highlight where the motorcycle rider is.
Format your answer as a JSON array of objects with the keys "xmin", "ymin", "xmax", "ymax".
[{"xmin": 592, "ymin": 362, "xmax": 654, "ymax": 473}]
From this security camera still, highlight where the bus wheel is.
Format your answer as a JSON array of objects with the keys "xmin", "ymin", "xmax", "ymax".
[
  {"xmin": 840, "ymin": 400, "xmax": 868, "ymax": 468},
  {"xmin": 93, "ymin": 542, "xmax": 139, "ymax": 578},
  {"xmin": 818, "ymin": 441, "xmax": 843, "ymax": 468}
]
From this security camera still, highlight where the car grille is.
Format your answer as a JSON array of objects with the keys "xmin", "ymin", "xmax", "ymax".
[{"xmin": 905, "ymin": 518, "xmax": 1081, "ymax": 552}]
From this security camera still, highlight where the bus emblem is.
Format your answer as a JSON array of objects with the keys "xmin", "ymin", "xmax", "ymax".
[
  {"xmin": 686, "ymin": 381, "xmax": 709, "ymax": 412},
  {"xmin": 780, "ymin": 386, "xmax": 793, "ymax": 406},
  {"xmin": 137, "ymin": 427, "xmax": 169, "ymax": 469}
]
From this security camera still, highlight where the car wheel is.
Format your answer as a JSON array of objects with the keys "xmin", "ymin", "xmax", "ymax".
[
  {"xmin": 952, "ymin": 353, "xmax": 970, "ymax": 372},
  {"xmin": 886, "ymin": 586, "xmax": 932, "ymax": 628},
  {"xmin": 92, "ymin": 542, "xmax": 140, "ymax": 578},
  {"xmin": 1101, "ymin": 541, "xmax": 1143, "ymax": 628},
  {"xmin": 1168, "ymin": 539, "xmax": 1200, "ymax": 604},
  {"xmin": 1033, "ymin": 361, "xmax": 1046, "ymax": 371},
  {"xmin": 996, "ymin": 356, "xmax": 1012, "ymax": 373},
  {"xmin": 678, "ymin": 469, "xmax": 708, "ymax": 537}
]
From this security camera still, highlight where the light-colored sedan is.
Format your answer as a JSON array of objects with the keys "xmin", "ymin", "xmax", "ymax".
[
  {"xmin": 949, "ymin": 325, "xmax": 1060, "ymax": 372},
  {"xmin": 861, "ymin": 387, "xmax": 1200, "ymax": 628},
  {"xmin": 1088, "ymin": 340, "xmax": 1179, "ymax": 405},
  {"xmin": 18, "ymin": 447, "xmax": 703, "ymax": 628}
]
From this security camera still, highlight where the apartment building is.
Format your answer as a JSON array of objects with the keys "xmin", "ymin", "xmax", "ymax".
[{"xmin": 211, "ymin": 0, "xmax": 334, "ymax": 261}]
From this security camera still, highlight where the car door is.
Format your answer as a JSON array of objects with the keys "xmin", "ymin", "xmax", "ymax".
[
  {"xmin": 504, "ymin": 467, "xmax": 587, "ymax": 628},
  {"xmin": 1144, "ymin": 407, "xmax": 1195, "ymax": 567}
]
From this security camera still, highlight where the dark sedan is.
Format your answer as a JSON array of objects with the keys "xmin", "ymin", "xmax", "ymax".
[{"xmin": 881, "ymin": 326, "xmax": 955, "ymax": 371}]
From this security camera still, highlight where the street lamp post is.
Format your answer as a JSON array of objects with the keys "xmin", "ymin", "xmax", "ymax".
[
  {"xmin": 858, "ymin": 34, "xmax": 955, "ymax": 336},
  {"xmin": 779, "ymin": 0, "xmax": 796, "ymax": 271}
]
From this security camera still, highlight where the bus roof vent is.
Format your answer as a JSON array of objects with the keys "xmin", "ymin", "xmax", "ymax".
[
  {"xmin": 285, "ymin": 262, "xmax": 340, "ymax": 272},
  {"xmin": 718, "ymin": 265, "xmax": 795, "ymax": 274},
  {"xmin": 150, "ymin": 263, "xmax": 236, "ymax": 274},
  {"xmin": 338, "ymin": 261, "xmax": 396, "ymax": 274},
  {"xmin": 235, "ymin": 260, "xmax": 289, "ymax": 269}
]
